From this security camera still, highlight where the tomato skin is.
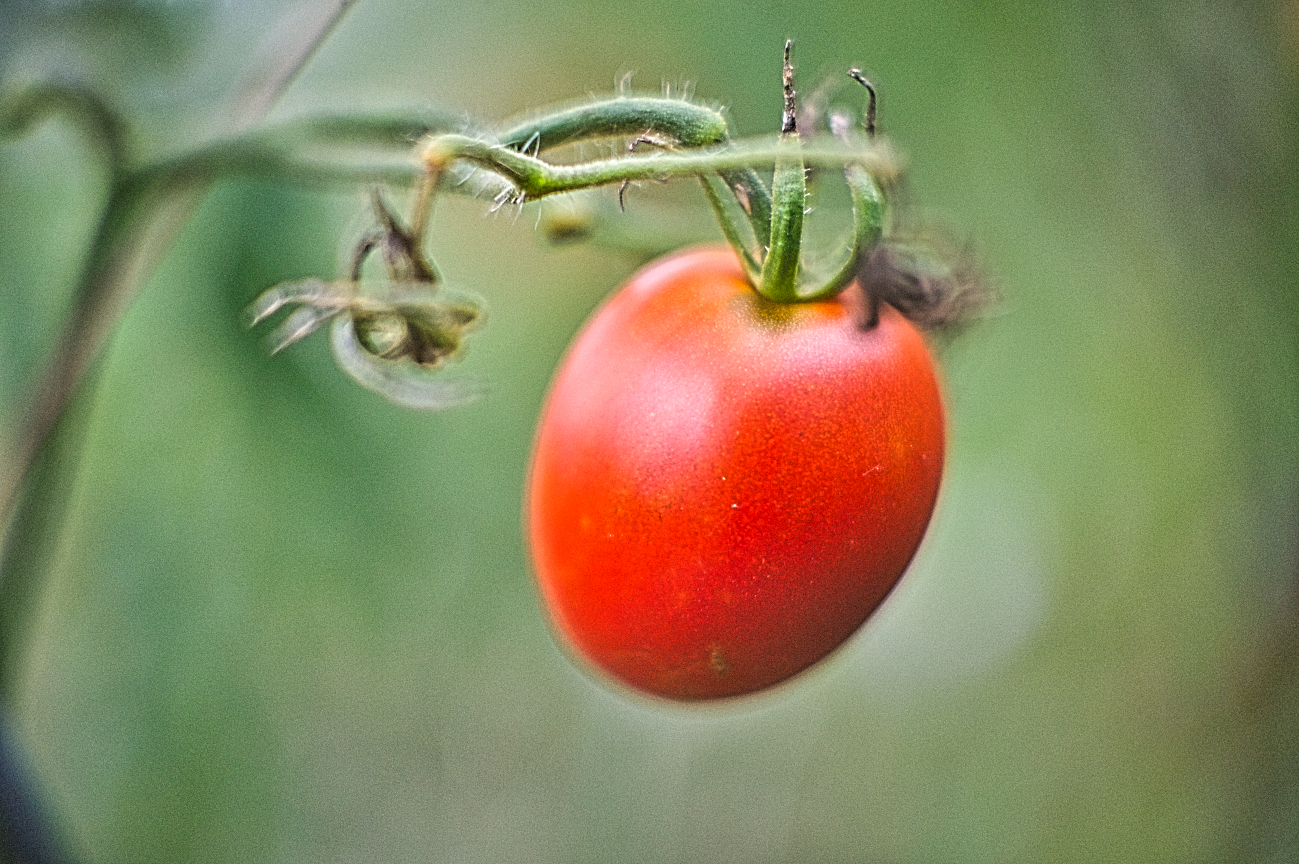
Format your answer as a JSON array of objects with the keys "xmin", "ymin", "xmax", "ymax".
[{"xmin": 528, "ymin": 247, "xmax": 944, "ymax": 700}]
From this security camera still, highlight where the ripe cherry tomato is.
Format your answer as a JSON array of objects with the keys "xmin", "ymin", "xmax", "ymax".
[{"xmin": 527, "ymin": 246, "xmax": 944, "ymax": 700}]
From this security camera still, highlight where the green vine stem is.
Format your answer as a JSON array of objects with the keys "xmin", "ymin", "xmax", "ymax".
[
  {"xmin": 413, "ymin": 71, "xmax": 897, "ymax": 304},
  {"xmin": 499, "ymin": 97, "xmax": 728, "ymax": 150},
  {"xmin": 802, "ymin": 162, "xmax": 884, "ymax": 302},
  {"xmin": 129, "ymin": 127, "xmax": 893, "ymax": 205},
  {"xmin": 756, "ymin": 133, "xmax": 806, "ymax": 302},
  {"xmin": 698, "ymin": 173, "xmax": 763, "ymax": 278},
  {"xmin": 496, "ymin": 97, "xmax": 773, "ymax": 247},
  {"xmin": 417, "ymin": 133, "xmax": 896, "ymax": 199},
  {"xmin": 0, "ymin": 84, "xmax": 130, "ymax": 173}
]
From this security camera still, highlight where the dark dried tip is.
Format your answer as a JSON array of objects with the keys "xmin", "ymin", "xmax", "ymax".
[
  {"xmin": 349, "ymin": 231, "xmax": 384, "ymax": 281},
  {"xmin": 857, "ymin": 239, "xmax": 994, "ymax": 333},
  {"xmin": 781, "ymin": 40, "xmax": 797, "ymax": 135},
  {"xmin": 364, "ymin": 189, "xmax": 438, "ymax": 284},
  {"xmin": 847, "ymin": 69, "xmax": 877, "ymax": 138}
]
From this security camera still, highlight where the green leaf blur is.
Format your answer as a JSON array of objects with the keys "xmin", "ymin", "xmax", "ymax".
[{"xmin": 1, "ymin": 1, "xmax": 1296, "ymax": 862}]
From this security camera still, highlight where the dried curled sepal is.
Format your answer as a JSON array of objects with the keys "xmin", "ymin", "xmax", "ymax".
[
  {"xmin": 247, "ymin": 278, "xmax": 338, "ymax": 327},
  {"xmin": 350, "ymin": 290, "xmax": 482, "ymax": 367},
  {"xmin": 248, "ymin": 279, "xmax": 485, "ymax": 409},
  {"xmin": 267, "ymin": 304, "xmax": 345, "ymax": 354},
  {"xmin": 329, "ymin": 316, "xmax": 482, "ymax": 409},
  {"xmin": 858, "ymin": 236, "xmax": 993, "ymax": 332}
]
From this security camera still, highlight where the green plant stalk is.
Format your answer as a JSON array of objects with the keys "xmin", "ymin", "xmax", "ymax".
[
  {"xmin": 0, "ymin": 152, "xmax": 163, "ymax": 560},
  {"xmin": 133, "ymin": 109, "xmax": 466, "ymax": 191},
  {"xmin": 496, "ymin": 96, "xmax": 773, "ymax": 246},
  {"xmin": 0, "ymin": 174, "xmax": 214, "ymax": 704},
  {"xmin": 420, "ymin": 127, "xmax": 896, "ymax": 304},
  {"xmin": 253, "ymin": 109, "xmax": 468, "ymax": 149},
  {"xmin": 0, "ymin": 84, "xmax": 129, "ymax": 169},
  {"xmin": 0, "ymin": 384, "xmax": 97, "ymax": 704},
  {"xmin": 181, "ymin": 119, "xmax": 890, "ymax": 299},
  {"xmin": 53, "ymin": 119, "xmax": 892, "ymax": 211},
  {"xmin": 498, "ymin": 97, "xmax": 730, "ymax": 151},
  {"xmin": 145, "ymin": 133, "xmax": 892, "ymax": 197},
  {"xmin": 417, "ymin": 131, "xmax": 894, "ymax": 298},
  {"xmin": 419, "ymin": 133, "xmax": 895, "ymax": 198}
]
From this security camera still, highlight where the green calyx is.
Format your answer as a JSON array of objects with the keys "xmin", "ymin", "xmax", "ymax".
[
  {"xmin": 751, "ymin": 44, "xmax": 887, "ymax": 304},
  {"xmin": 756, "ymin": 132, "xmax": 806, "ymax": 302}
]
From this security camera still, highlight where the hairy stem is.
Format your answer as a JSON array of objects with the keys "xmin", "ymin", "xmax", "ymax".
[
  {"xmin": 419, "ymin": 133, "xmax": 895, "ymax": 199},
  {"xmin": 497, "ymin": 97, "xmax": 729, "ymax": 151},
  {"xmin": 757, "ymin": 48, "xmax": 806, "ymax": 304},
  {"xmin": 495, "ymin": 96, "xmax": 772, "ymax": 245}
]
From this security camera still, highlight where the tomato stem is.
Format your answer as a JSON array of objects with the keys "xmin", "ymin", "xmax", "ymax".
[
  {"xmin": 494, "ymin": 96, "xmax": 773, "ymax": 246},
  {"xmin": 414, "ymin": 45, "xmax": 894, "ymax": 306},
  {"xmin": 416, "ymin": 134, "xmax": 893, "ymax": 198}
]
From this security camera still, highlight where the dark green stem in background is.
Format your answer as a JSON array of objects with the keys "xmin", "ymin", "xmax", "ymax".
[
  {"xmin": 0, "ymin": 84, "xmax": 130, "ymax": 171},
  {"xmin": 0, "ymin": 0, "xmax": 362, "ymax": 702}
]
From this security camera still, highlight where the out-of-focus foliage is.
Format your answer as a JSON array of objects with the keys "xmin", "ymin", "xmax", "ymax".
[{"xmin": 1, "ymin": 1, "xmax": 1296, "ymax": 862}]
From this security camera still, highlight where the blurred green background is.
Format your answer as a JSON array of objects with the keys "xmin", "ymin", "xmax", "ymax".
[{"xmin": 1, "ymin": 0, "xmax": 1297, "ymax": 862}]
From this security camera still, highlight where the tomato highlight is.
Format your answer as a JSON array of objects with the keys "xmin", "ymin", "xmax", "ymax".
[{"xmin": 528, "ymin": 247, "xmax": 944, "ymax": 700}]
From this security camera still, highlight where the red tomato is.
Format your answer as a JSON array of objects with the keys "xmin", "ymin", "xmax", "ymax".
[{"xmin": 527, "ymin": 247, "xmax": 944, "ymax": 700}]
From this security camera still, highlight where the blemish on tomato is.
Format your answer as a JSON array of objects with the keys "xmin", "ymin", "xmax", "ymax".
[{"xmin": 709, "ymin": 646, "xmax": 731, "ymax": 677}]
